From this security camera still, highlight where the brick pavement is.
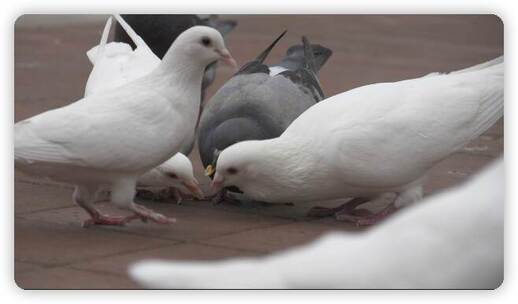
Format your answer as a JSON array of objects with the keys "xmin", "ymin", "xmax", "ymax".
[{"xmin": 14, "ymin": 15, "xmax": 503, "ymax": 289}]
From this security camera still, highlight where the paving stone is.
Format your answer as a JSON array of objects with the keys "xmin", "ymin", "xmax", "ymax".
[
  {"xmin": 13, "ymin": 15, "xmax": 503, "ymax": 289},
  {"xmin": 202, "ymin": 221, "xmax": 364, "ymax": 253},
  {"xmin": 424, "ymin": 152, "xmax": 498, "ymax": 195},
  {"xmin": 15, "ymin": 179, "xmax": 74, "ymax": 214},
  {"xmin": 15, "ymin": 218, "xmax": 174, "ymax": 267},
  {"xmin": 72, "ymin": 242, "xmax": 259, "ymax": 277},
  {"xmin": 15, "ymin": 267, "xmax": 138, "ymax": 289},
  {"xmin": 15, "ymin": 261, "xmax": 43, "ymax": 274},
  {"xmin": 19, "ymin": 200, "xmax": 292, "ymax": 242}
]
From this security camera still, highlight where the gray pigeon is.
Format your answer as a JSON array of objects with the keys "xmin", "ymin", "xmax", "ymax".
[{"xmin": 198, "ymin": 32, "xmax": 332, "ymax": 193}]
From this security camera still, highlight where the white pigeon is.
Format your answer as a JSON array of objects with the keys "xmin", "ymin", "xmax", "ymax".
[
  {"xmin": 15, "ymin": 16, "xmax": 237, "ymax": 226},
  {"xmin": 129, "ymin": 159, "xmax": 503, "ymax": 289},
  {"xmin": 210, "ymin": 56, "xmax": 503, "ymax": 225},
  {"xmin": 85, "ymin": 16, "xmax": 202, "ymax": 203},
  {"xmin": 137, "ymin": 153, "xmax": 203, "ymax": 204}
]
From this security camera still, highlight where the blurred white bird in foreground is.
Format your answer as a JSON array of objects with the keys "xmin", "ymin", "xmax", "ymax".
[
  {"xmin": 129, "ymin": 159, "xmax": 503, "ymax": 289},
  {"xmin": 15, "ymin": 14, "xmax": 237, "ymax": 226},
  {"xmin": 85, "ymin": 16, "xmax": 202, "ymax": 203},
  {"xmin": 211, "ymin": 56, "xmax": 504, "ymax": 225}
]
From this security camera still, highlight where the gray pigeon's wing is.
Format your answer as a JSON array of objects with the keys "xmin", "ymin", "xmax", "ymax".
[
  {"xmin": 235, "ymin": 30, "xmax": 287, "ymax": 76},
  {"xmin": 198, "ymin": 74, "xmax": 316, "ymax": 168},
  {"xmin": 278, "ymin": 69, "xmax": 324, "ymax": 102},
  {"xmin": 199, "ymin": 117, "xmax": 272, "ymax": 167},
  {"xmin": 277, "ymin": 36, "xmax": 325, "ymax": 102}
]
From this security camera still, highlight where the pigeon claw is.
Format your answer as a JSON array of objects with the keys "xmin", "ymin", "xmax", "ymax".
[
  {"xmin": 335, "ymin": 204, "xmax": 398, "ymax": 226},
  {"xmin": 82, "ymin": 214, "xmax": 132, "ymax": 228},
  {"xmin": 131, "ymin": 204, "xmax": 176, "ymax": 224}
]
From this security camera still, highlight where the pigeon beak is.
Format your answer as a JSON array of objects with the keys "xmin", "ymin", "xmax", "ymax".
[
  {"xmin": 210, "ymin": 172, "xmax": 225, "ymax": 195},
  {"xmin": 217, "ymin": 48, "xmax": 238, "ymax": 70},
  {"xmin": 204, "ymin": 164, "xmax": 215, "ymax": 177},
  {"xmin": 182, "ymin": 179, "xmax": 204, "ymax": 200}
]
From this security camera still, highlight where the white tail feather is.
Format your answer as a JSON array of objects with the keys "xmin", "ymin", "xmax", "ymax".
[
  {"xmin": 93, "ymin": 17, "xmax": 112, "ymax": 65},
  {"xmin": 424, "ymin": 56, "xmax": 504, "ymax": 78},
  {"xmin": 113, "ymin": 14, "xmax": 151, "ymax": 51},
  {"xmin": 468, "ymin": 61, "xmax": 504, "ymax": 141},
  {"xmin": 451, "ymin": 56, "xmax": 504, "ymax": 75}
]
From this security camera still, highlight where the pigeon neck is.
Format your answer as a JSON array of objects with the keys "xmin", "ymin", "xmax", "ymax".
[
  {"xmin": 278, "ymin": 57, "xmax": 305, "ymax": 71},
  {"xmin": 243, "ymin": 137, "xmax": 320, "ymax": 200},
  {"xmin": 153, "ymin": 48, "xmax": 208, "ymax": 86}
]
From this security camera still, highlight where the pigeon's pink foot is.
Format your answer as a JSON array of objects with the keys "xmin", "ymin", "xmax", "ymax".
[
  {"xmin": 335, "ymin": 203, "xmax": 398, "ymax": 226},
  {"xmin": 82, "ymin": 214, "xmax": 132, "ymax": 228},
  {"xmin": 131, "ymin": 204, "xmax": 176, "ymax": 224},
  {"xmin": 307, "ymin": 198, "xmax": 370, "ymax": 218}
]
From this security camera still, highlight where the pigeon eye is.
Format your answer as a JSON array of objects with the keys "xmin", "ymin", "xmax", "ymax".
[
  {"xmin": 201, "ymin": 37, "xmax": 211, "ymax": 47},
  {"xmin": 167, "ymin": 173, "xmax": 178, "ymax": 179},
  {"xmin": 227, "ymin": 167, "xmax": 238, "ymax": 175}
]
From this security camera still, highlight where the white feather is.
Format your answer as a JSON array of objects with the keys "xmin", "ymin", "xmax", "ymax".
[
  {"xmin": 82, "ymin": 16, "xmax": 197, "ymax": 191},
  {"xmin": 15, "ymin": 20, "xmax": 228, "ymax": 217},
  {"xmin": 215, "ymin": 57, "xmax": 504, "ymax": 204},
  {"xmin": 84, "ymin": 15, "xmax": 160, "ymax": 96},
  {"xmin": 129, "ymin": 159, "xmax": 503, "ymax": 289}
]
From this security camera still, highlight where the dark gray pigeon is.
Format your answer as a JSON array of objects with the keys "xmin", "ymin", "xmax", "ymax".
[{"xmin": 198, "ymin": 32, "xmax": 332, "ymax": 185}]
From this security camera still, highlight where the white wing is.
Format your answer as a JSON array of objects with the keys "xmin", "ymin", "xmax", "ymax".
[
  {"xmin": 129, "ymin": 159, "xmax": 503, "ymax": 289},
  {"xmin": 15, "ymin": 86, "xmax": 182, "ymax": 172},
  {"xmin": 284, "ymin": 58, "xmax": 503, "ymax": 187}
]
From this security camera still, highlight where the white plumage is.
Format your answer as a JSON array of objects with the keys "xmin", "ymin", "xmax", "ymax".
[
  {"xmin": 84, "ymin": 16, "xmax": 202, "ymax": 202},
  {"xmin": 211, "ymin": 56, "xmax": 503, "ymax": 224},
  {"xmin": 15, "ymin": 16, "xmax": 236, "ymax": 226},
  {"xmin": 85, "ymin": 15, "xmax": 160, "ymax": 96},
  {"xmin": 129, "ymin": 159, "xmax": 503, "ymax": 289}
]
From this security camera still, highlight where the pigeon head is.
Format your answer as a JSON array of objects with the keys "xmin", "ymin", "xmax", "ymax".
[
  {"xmin": 158, "ymin": 154, "xmax": 204, "ymax": 199},
  {"xmin": 209, "ymin": 140, "xmax": 278, "ymax": 197},
  {"xmin": 165, "ymin": 25, "xmax": 237, "ymax": 70},
  {"xmin": 209, "ymin": 144, "xmax": 248, "ymax": 195},
  {"xmin": 209, "ymin": 138, "xmax": 318, "ymax": 202},
  {"xmin": 281, "ymin": 43, "xmax": 333, "ymax": 72}
]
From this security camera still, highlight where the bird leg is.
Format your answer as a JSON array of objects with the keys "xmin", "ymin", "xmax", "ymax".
[
  {"xmin": 335, "ymin": 186, "xmax": 423, "ymax": 226},
  {"xmin": 335, "ymin": 202, "xmax": 398, "ymax": 226},
  {"xmin": 111, "ymin": 178, "xmax": 175, "ymax": 225},
  {"xmin": 74, "ymin": 185, "xmax": 132, "ymax": 228},
  {"xmin": 307, "ymin": 197, "xmax": 370, "ymax": 218},
  {"xmin": 82, "ymin": 212, "xmax": 134, "ymax": 228},
  {"xmin": 129, "ymin": 203, "xmax": 176, "ymax": 224}
]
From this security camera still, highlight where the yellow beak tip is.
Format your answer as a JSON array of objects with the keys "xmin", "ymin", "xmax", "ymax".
[{"xmin": 204, "ymin": 165, "xmax": 215, "ymax": 176}]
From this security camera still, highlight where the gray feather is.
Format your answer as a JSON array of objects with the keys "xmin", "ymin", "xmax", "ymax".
[
  {"xmin": 199, "ymin": 33, "xmax": 332, "ymax": 172},
  {"xmin": 236, "ymin": 30, "xmax": 287, "ymax": 76}
]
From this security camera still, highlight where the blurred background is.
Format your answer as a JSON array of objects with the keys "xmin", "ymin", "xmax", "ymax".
[{"xmin": 14, "ymin": 15, "xmax": 503, "ymax": 289}]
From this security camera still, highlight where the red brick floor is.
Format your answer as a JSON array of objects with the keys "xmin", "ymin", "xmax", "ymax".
[{"xmin": 14, "ymin": 15, "xmax": 503, "ymax": 289}]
